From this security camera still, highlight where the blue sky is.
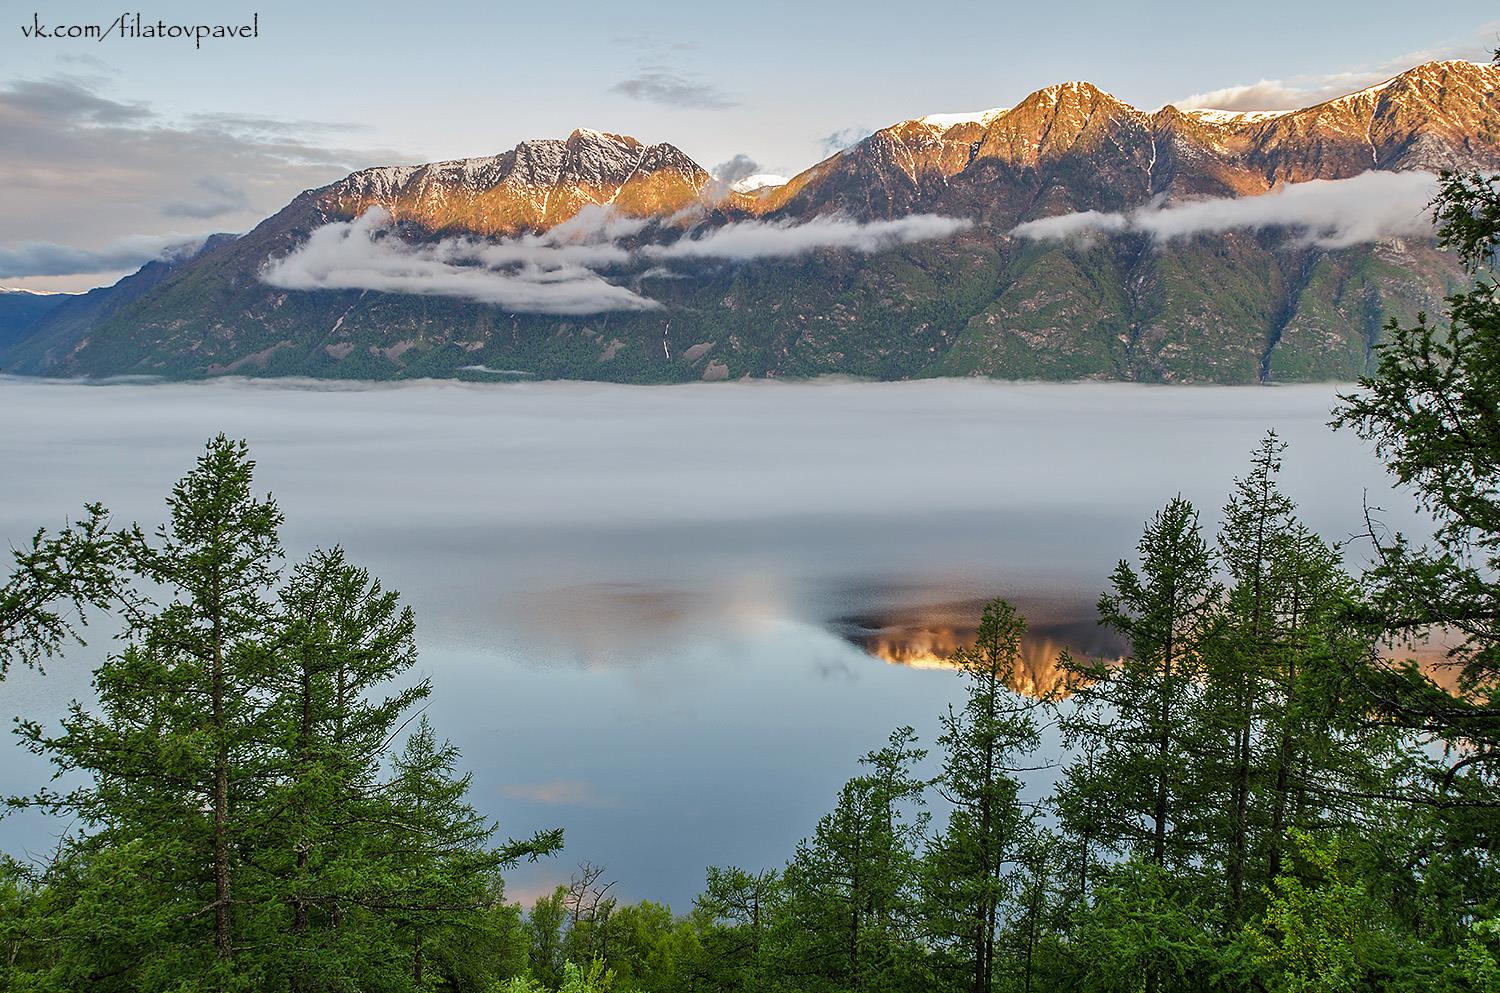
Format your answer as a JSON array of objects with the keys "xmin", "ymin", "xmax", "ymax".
[{"xmin": 2, "ymin": 1, "xmax": 1497, "ymax": 289}]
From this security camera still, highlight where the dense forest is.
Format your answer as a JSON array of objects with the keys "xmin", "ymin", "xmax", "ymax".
[{"xmin": 1, "ymin": 165, "xmax": 1497, "ymax": 991}]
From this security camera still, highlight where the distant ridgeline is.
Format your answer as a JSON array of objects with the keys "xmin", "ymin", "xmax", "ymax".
[{"xmin": 4, "ymin": 60, "xmax": 1497, "ymax": 384}]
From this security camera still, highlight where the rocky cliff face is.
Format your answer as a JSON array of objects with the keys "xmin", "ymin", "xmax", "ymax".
[
  {"xmin": 766, "ymin": 60, "xmax": 1499, "ymax": 224},
  {"xmin": 17, "ymin": 60, "xmax": 1499, "ymax": 385},
  {"xmin": 319, "ymin": 129, "xmax": 714, "ymax": 236}
]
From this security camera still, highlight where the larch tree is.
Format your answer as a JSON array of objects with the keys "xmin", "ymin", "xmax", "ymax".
[
  {"xmin": 922, "ymin": 598, "xmax": 1045, "ymax": 993},
  {"xmin": 13, "ymin": 436, "xmax": 285, "ymax": 990}
]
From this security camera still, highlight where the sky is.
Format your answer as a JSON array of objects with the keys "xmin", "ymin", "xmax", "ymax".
[{"xmin": 1, "ymin": 1, "xmax": 1496, "ymax": 291}]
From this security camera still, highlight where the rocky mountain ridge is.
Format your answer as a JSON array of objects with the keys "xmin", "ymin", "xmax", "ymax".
[{"xmin": 4, "ymin": 59, "xmax": 1496, "ymax": 384}]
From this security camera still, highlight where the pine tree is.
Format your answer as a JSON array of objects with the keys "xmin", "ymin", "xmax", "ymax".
[
  {"xmin": 692, "ymin": 865, "xmax": 781, "ymax": 992},
  {"xmin": 1054, "ymin": 496, "xmax": 1219, "ymax": 993},
  {"xmin": 0, "ymin": 502, "xmax": 124, "ymax": 679},
  {"xmin": 4, "ymin": 437, "xmax": 562, "ymax": 992},
  {"xmin": 1211, "ymin": 433, "xmax": 1301, "ymax": 922},
  {"xmin": 1333, "ymin": 161, "xmax": 1500, "ymax": 807}
]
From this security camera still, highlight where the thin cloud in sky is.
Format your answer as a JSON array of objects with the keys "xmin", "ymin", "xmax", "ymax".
[
  {"xmin": 609, "ymin": 67, "xmax": 737, "ymax": 109},
  {"xmin": 1176, "ymin": 21, "xmax": 1498, "ymax": 110},
  {"xmin": 820, "ymin": 127, "xmax": 872, "ymax": 156},
  {"xmin": 0, "ymin": 232, "xmax": 209, "ymax": 278},
  {"xmin": 161, "ymin": 175, "xmax": 252, "ymax": 219},
  {"xmin": 0, "ymin": 70, "xmax": 405, "ymax": 288}
]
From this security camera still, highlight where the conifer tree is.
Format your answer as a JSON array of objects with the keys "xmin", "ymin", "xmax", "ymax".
[
  {"xmin": 922, "ymin": 598, "xmax": 1044, "ymax": 993},
  {"xmin": 1056, "ymin": 496, "xmax": 1218, "ymax": 993},
  {"xmin": 1333, "ymin": 160, "xmax": 1500, "ymax": 806},
  {"xmin": 261, "ymin": 545, "xmax": 428, "ymax": 988},
  {"xmin": 384, "ymin": 717, "xmax": 562, "ymax": 989},
  {"xmin": 1213, "ymin": 434, "xmax": 1298, "ymax": 921},
  {"xmin": 692, "ymin": 865, "xmax": 781, "ymax": 992},
  {"xmin": 13, "ymin": 435, "xmax": 284, "ymax": 988},
  {"xmin": 1059, "ymin": 496, "xmax": 1219, "ymax": 879},
  {"xmin": 777, "ymin": 727, "xmax": 928, "ymax": 992},
  {"xmin": 4, "ymin": 437, "xmax": 560, "ymax": 992}
]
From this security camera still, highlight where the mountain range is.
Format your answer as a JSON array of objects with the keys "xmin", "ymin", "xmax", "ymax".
[{"xmin": 4, "ymin": 59, "xmax": 1497, "ymax": 384}]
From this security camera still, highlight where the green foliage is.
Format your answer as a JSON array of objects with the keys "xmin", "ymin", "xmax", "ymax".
[
  {"xmin": 1064, "ymin": 859, "xmax": 1234, "ymax": 993},
  {"xmin": 1, "ymin": 437, "xmax": 559, "ymax": 992},
  {"xmin": 922, "ymin": 599, "xmax": 1045, "ymax": 993},
  {"xmin": 1246, "ymin": 831, "xmax": 1377, "ymax": 993},
  {"xmin": 1332, "ymin": 168, "xmax": 1500, "ymax": 748},
  {"xmin": 0, "ymin": 502, "xmax": 126, "ymax": 679},
  {"xmin": 1457, "ymin": 919, "xmax": 1500, "ymax": 992},
  {"xmin": 497, "ymin": 958, "xmax": 616, "ymax": 993}
]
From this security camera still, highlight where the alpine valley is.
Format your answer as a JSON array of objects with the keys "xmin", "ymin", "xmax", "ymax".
[{"xmin": 4, "ymin": 59, "xmax": 1497, "ymax": 384}]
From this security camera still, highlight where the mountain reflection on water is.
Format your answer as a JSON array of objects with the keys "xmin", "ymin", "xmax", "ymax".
[{"xmin": 833, "ymin": 591, "xmax": 1125, "ymax": 698}]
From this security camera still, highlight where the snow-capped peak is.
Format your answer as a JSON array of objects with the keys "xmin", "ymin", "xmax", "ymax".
[
  {"xmin": 916, "ymin": 107, "xmax": 1008, "ymax": 130},
  {"xmin": 730, "ymin": 173, "xmax": 790, "ymax": 193}
]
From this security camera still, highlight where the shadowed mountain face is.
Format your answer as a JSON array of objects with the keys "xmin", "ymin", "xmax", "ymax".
[
  {"xmin": 18, "ymin": 60, "xmax": 1500, "ymax": 384},
  {"xmin": 0, "ymin": 291, "xmax": 70, "ymax": 352}
]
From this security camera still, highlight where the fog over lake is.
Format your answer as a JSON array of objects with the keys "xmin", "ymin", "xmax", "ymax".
[{"xmin": 0, "ymin": 377, "xmax": 1422, "ymax": 909}]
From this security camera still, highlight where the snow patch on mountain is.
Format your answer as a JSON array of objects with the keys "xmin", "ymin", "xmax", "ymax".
[
  {"xmin": 730, "ymin": 174, "xmax": 790, "ymax": 193},
  {"xmin": 916, "ymin": 108, "xmax": 1008, "ymax": 130}
]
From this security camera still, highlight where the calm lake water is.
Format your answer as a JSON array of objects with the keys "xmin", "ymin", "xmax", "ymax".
[{"xmin": 0, "ymin": 377, "xmax": 1420, "ymax": 908}]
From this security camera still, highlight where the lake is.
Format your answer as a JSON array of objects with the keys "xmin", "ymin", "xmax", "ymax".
[{"xmin": 0, "ymin": 376, "xmax": 1420, "ymax": 909}]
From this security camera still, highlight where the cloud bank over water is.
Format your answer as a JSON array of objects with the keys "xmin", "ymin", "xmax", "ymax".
[{"xmin": 1012, "ymin": 171, "xmax": 1439, "ymax": 248}]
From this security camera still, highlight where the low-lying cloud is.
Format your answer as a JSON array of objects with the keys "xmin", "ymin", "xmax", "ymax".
[
  {"xmin": 1012, "ymin": 171, "xmax": 1439, "ymax": 249},
  {"xmin": 261, "ymin": 207, "xmax": 660, "ymax": 315},
  {"xmin": 262, "ymin": 207, "xmax": 971, "ymax": 313},
  {"xmin": 646, "ymin": 214, "xmax": 973, "ymax": 261},
  {"xmin": 1177, "ymin": 75, "xmax": 1379, "ymax": 113},
  {"xmin": 0, "ymin": 232, "xmax": 209, "ymax": 278}
]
